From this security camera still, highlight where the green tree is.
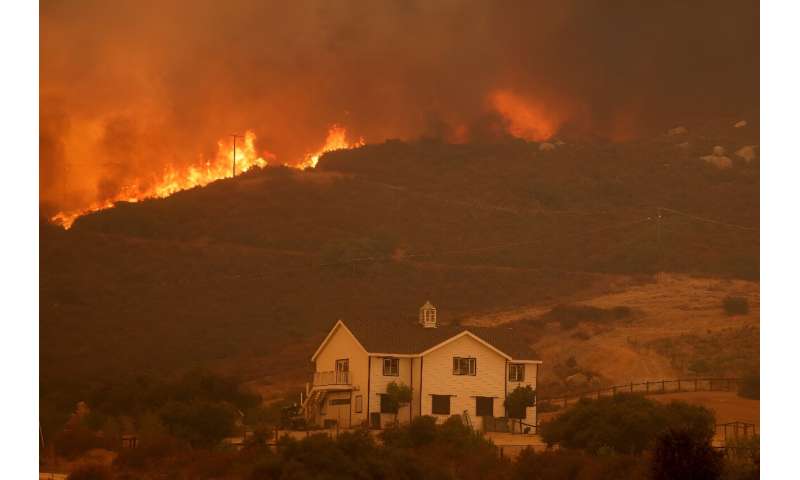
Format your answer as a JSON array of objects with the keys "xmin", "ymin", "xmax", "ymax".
[
  {"xmin": 385, "ymin": 381, "xmax": 413, "ymax": 423},
  {"xmin": 505, "ymin": 385, "xmax": 536, "ymax": 419},
  {"xmin": 540, "ymin": 394, "xmax": 715, "ymax": 454},
  {"xmin": 651, "ymin": 428, "xmax": 723, "ymax": 480},
  {"xmin": 159, "ymin": 401, "xmax": 235, "ymax": 448},
  {"xmin": 66, "ymin": 464, "xmax": 112, "ymax": 480}
]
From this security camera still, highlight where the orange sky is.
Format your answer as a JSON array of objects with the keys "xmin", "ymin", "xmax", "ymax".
[{"xmin": 40, "ymin": 0, "xmax": 758, "ymax": 218}]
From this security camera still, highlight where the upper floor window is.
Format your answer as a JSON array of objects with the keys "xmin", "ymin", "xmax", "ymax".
[
  {"xmin": 383, "ymin": 357, "xmax": 399, "ymax": 376},
  {"xmin": 453, "ymin": 357, "xmax": 476, "ymax": 376},
  {"xmin": 508, "ymin": 363, "xmax": 525, "ymax": 382}
]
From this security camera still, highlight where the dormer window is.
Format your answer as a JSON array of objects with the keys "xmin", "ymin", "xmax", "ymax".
[{"xmin": 419, "ymin": 301, "xmax": 437, "ymax": 328}]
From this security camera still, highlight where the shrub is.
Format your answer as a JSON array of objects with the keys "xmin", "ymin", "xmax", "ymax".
[
  {"xmin": 651, "ymin": 428, "xmax": 723, "ymax": 480},
  {"xmin": 539, "ymin": 394, "xmax": 715, "ymax": 454},
  {"xmin": 738, "ymin": 371, "xmax": 760, "ymax": 400},
  {"xmin": 159, "ymin": 401, "xmax": 236, "ymax": 448},
  {"xmin": 384, "ymin": 381, "xmax": 413, "ymax": 422},
  {"xmin": 54, "ymin": 424, "xmax": 105, "ymax": 459},
  {"xmin": 505, "ymin": 385, "xmax": 536, "ymax": 419},
  {"xmin": 67, "ymin": 464, "xmax": 112, "ymax": 480},
  {"xmin": 571, "ymin": 330, "xmax": 591, "ymax": 340},
  {"xmin": 722, "ymin": 435, "xmax": 759, "ymax": 480},
  {"xmin": 512, "ymin": 448, "xmax": 648, "ymax": 480},
  {"xmin": 407, "ymin": 415, "xmax": 438, "ymax": 447},
  {"xmin": 723, "ymin": 296, "xmax": 749, "ymax": 316},
  {"xmin": 547, "ymin": 304, "xmax": 633, "ymax": 330},
  {"xmin": 536, "ymin": 401, "xmax": 561, "ymax": 413}
]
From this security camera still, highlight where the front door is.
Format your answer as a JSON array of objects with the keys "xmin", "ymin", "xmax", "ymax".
[
  {"xmin": 476, "ymin": 397, "xmax": 494, "ymax": 431},
  {"xmin": 335, "ymin": 359, "xmax": 349, "ymax": 384}
]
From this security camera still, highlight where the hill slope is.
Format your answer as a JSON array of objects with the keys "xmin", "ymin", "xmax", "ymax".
[{"xmin": 40, "ymin": 126, "xmax": 759, "ymax": 428}]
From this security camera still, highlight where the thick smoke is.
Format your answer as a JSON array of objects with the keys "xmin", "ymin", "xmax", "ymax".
[{"xmin": 40, "ymin": 0, "xmax": 758, "ymax": 214}]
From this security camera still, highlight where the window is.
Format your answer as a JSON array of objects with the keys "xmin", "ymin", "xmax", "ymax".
[
  {"xmin": 329, "ymin": 398, "xmax": 351, "ymax": 406},
  {"xmin": 335, "ymin": 359, "xmax": 349, "ymax": 384},
  {"xmin": 508, "ymin": 363, "xmax": 525, "ymax": 382},
  {"xmin": 379, "ymin": 394, "xmax": 397, "ymax": 414},
  {"xmin": 453, "ymin": 357, "xmax": 476, "ymax": 375},
  {"xmin": 383, "ymin": 357, "xmax": 399, "ymax": 376},
  {"xmin": 476, "ymin": 397, "xmax": 494, "ymax": 417},
  {"xmin": 354, "ymin": 395, "xmax": 363, "ymax": 413},
  {"xmin": 336, "ymin": 358, "xmax": 349, "ymax": 372},
  {"xmin": 431, "ymin": 395, "xmax": 451, "ymax": 415}
]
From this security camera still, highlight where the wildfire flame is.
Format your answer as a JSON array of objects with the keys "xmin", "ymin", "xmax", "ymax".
[
  {"xmin": 51, "ymin": 130, "xmax": 272, "ymax": 228},
  {"xmin": 297, "ymin": 125, "xmax": 365, "ymax": 170},
  {"xmin": 489, "ymin": 89, "xmax": 562, "ymax": 142},
  {"xmin": 51, "ymin": 125, "xmax": 364, "ymax": 229}
]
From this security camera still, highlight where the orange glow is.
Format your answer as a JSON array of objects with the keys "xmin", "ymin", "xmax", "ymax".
[
  {"xmin": 51, "ymin": 126, "xmax": 365, "ymax": 229},
  {"xmin": 489, "ymin": 89, "xmax": 561, "ymax": 141},
  {"xmin": 51, "ymin": 130, "xmax": 272, "ymax": 228},
  {"xmin": 297, "ymin": 125, "xmax": 365, "ymax": 170}
]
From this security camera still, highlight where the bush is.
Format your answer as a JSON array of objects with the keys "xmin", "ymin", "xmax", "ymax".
[
  {"xmin": 67, "ymin": 464, "xmax": 113, "ymax": 480},
  {"xmin": 536, "ymin": 401, "xmax": 561, "ymax": 413},
  {"xmin": 723, "ymin": 296, "xmax": 749, "ymax": 316},
  {"xmin": 722, "ymin": 435, "xmax": 759, "ymax": 480},
  {"xmin": 505, "ymin": 385, "xmax": 536, "ymax": 419},
  {"xmin": 539, "ymin": 394, "xmax": 715, "ymax": 454},
  {"xmin": 651, "ymin": 428, "xmax": 723, "ymax": 480},
  {"xmin": 738, "ymin": 371, "xmax": 759, "ymax": 399},
  {"xmin": 547, "ymin": 304, "xmax": 633, "ymax": 330},
  {"xmin": 159, "ymin": 400, "xmax": 236, "ymax": 448},
  {"xmin": 54, "ymin": 424, "xmax": 105, "ymax": 459},
  {"xmin": 512, "ymin": 448, "xmax": 648, "ymax": 480}
]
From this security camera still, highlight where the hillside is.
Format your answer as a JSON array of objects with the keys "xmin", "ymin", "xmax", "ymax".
[{"xmin": 40, "ymin": 123, "xmax": 759, "ymax": 432}]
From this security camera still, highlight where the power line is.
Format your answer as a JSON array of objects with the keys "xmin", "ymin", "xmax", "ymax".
[{"xmin": 657, "ymin": 206, "xmax": 758, "ymax": 232}]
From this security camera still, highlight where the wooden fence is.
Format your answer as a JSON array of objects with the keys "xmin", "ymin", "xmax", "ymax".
[
  {"xmin": 715, "ymin": 421, "xmax": 758, "ymax": 443},
  {"xmin": 538, "ymin": 377, "xmax": 741, "ymax": 409}
]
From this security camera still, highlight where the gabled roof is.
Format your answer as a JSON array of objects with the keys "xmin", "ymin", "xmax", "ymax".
[
  {"xmin": 313, "ymin": 317, "xmax": 538, "ymax": 361},
  {"xmin": 310, "ymin": 320, "xmax": 368, "ymax": 362}
]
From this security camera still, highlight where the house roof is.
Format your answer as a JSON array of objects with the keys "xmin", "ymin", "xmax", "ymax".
[{"xmin": 330, "ymin": 317, "xmax": 538, "ymax": 360}]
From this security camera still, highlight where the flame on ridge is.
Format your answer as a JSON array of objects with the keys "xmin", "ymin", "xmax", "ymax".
[
  {"xmin": 51, "ymin": 125, "xmax": 364, "ymax": 229},
  {"xmin": 297, "ymin": 125, "xmax": 365, "ymax": 170},
  {"xmin": 51, "ymin": 130, "xmax": 271, "ymax": 228}
]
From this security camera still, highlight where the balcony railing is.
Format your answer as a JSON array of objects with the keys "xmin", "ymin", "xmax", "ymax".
[{"xmin": 313, "ymin": 370, "xmax": 351, "ymax": 387}]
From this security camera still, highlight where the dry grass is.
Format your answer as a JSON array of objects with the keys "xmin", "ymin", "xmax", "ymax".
[{"xmin": 464, "ymin": 273, "xmax": 759, "ymax": 393}]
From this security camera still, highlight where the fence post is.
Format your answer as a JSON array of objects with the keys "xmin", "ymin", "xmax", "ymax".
[
  {"xmin": 677, "ymin": 380, "xmax": 681, "ymax": 392},
  {"xmin": 645, "ymin": 381, "xmax": 649, "ymax": 393},
  {"xmin": 630, "ymin": 382, "xmax": 633, "ymax": 393},
  {"xmin": 662, "ymin": 380, "xmax": 665, "ymax": 392}
]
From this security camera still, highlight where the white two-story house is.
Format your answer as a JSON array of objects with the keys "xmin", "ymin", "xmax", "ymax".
[{"xmin": 302, "ymin": 302, "xmax": 541, "ymax": 432}]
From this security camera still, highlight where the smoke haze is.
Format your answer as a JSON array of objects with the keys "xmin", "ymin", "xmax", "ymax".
[{"xmin": 40, "ymin": 0, "xmax": 758, "ymax": 215}]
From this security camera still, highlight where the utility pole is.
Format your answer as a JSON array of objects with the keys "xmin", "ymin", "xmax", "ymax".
[
  {"xmin": 230, "ymin": 134, "xmax": 243, "ymax": 177},
  {"xmin": 655, "ymin": 207, "xmax": 663, "ymax": 281}
]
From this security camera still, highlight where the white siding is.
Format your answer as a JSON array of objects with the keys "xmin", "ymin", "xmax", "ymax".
[
  {"xmin": 506, "ymin": 362, "xmax": 538, "ymax": 428},
  {"xmin": 420, "ymin": 334, "xmax": 507, "ymax": 429},
  {"xmin": 314, "ymin": 324, "xmax": 369, "ymax": 427},
  {"xmin": 411, "ymin": 357, "xmax": 422, "ymax": 417},
  {"xmin": 369, "ymin": 355, "xmax": 413, "ymax": 427}
]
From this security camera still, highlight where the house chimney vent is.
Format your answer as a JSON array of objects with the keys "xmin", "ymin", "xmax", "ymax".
[{"xmin": 419, "ymin": 301, "xmax": 437, "ymax": 328}]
